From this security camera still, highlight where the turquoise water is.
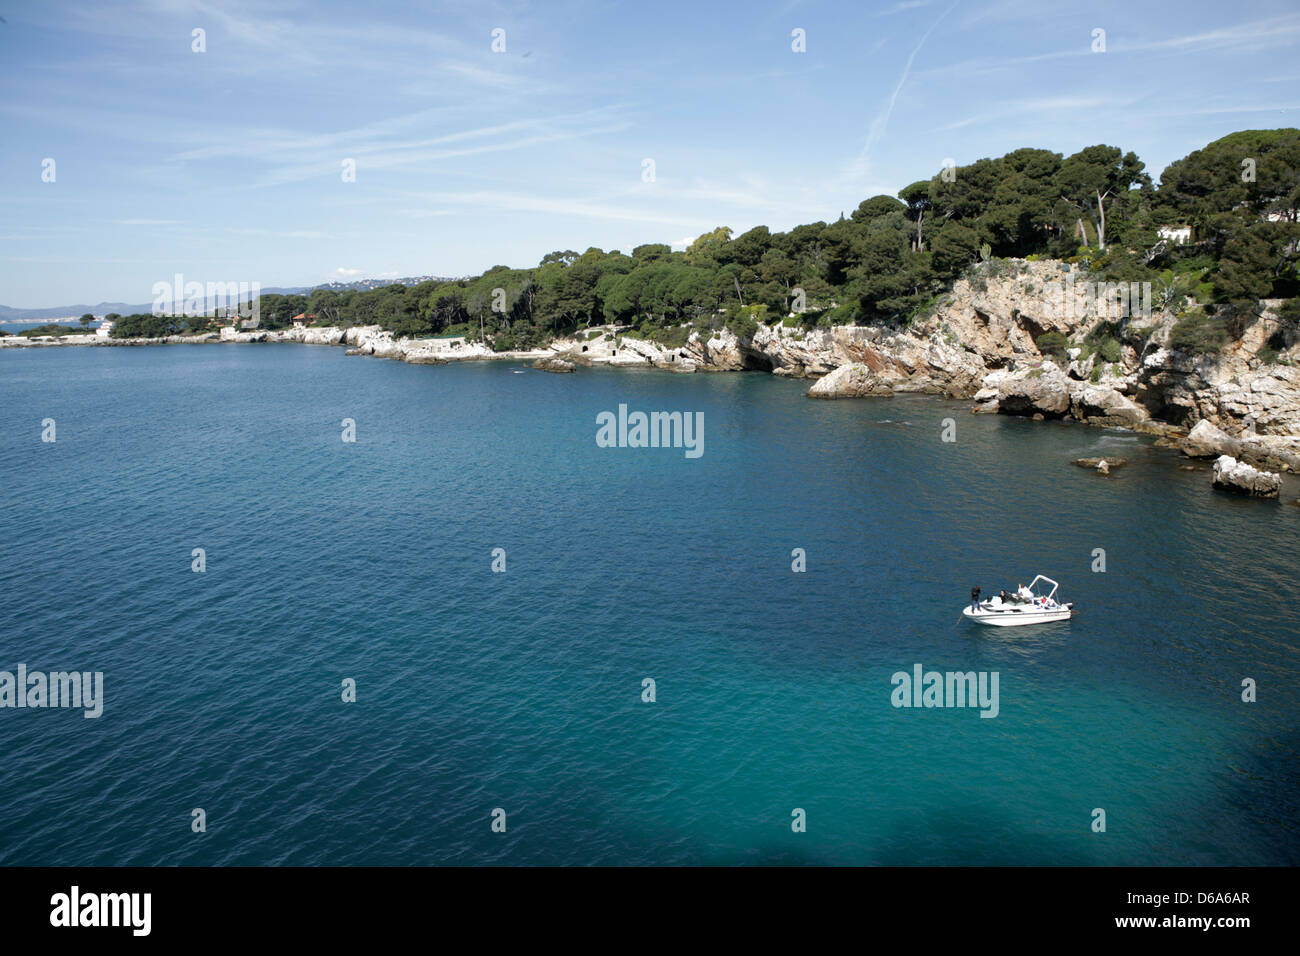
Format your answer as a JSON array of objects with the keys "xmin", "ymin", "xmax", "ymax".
[{"xmin": 1, "ymin": 344, "xmax": 1296, "ymax": 865}]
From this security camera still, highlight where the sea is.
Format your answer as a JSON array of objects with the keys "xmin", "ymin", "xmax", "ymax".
[{"xmin": 1, "ymin": 343, "xmax": 1296, "ymax": 865}]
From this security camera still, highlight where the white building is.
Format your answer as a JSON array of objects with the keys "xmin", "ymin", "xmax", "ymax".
[{"xmin": 96, "ymin": 318, "xmax": 114, "ymax": 338}]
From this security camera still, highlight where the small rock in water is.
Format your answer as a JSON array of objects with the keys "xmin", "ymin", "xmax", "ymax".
[
  {"xmin": 1212, "ymin": 455, "xmax": 1281, "ymax": 499},
  {"xmin": 533, "ymin": 357, "xmax": 576, "ymax": 373},
  {"xmin": 1073, "ymin": 457, "xmax": 1128, "ymax": 470}
]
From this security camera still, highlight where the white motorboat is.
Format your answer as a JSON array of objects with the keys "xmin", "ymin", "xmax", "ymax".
[{"xmin": 963, "ymin": 575, "xmax": 1074, "ymax": 627}]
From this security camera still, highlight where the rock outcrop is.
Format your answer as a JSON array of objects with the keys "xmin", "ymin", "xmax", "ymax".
[
  {"xmin": 533, "ymin": 356, "xmax": 576, "ymax": 373},
  {"xmin": 1181, "ymin": 419, "xmax": 1242, "ymax": 458},
  {"xmin": 1071, "ymin": 385, "xmax": 1149, "ymax": 428},
  {"xmin": 1074, "ymin": 457, "xmax": 1128, "ymax": 470},
  {"xmin": 995, "ymin": 365, "xmax": 1073, "ymax": 417},
  {"xmin": 807, "ymin": 362, "xmax": 887, "ymax": 398},
  {"xmin": 805, "ymin": 352, "xmax": 915, "ymax": 398},
  {"xmin": 1212, "ymin": 455, "xmax": 1282, "ymax": 498}
]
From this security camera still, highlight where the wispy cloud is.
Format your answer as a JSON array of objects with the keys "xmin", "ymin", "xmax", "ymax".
[
  {"xmin": 939, "ymin": 95, "xmax": 1139, "ymax": 131},
  {"xmin": 397, "ymin": 188, "xmax": 721, "ymax": 231},
  {"xmin": 153, "ymin": 107, "xmax": 633, "ymax": 189},
  {"xmin": 847, "ymin": 0, "xmax": 961, "ymax": 182},
  {"xmin": 920, "ymin": 13, "xmax": 1300, "ymax": 81},
  {"xmin": 874, "ymin": 0, "xmax": 931, "ymax": 16}
]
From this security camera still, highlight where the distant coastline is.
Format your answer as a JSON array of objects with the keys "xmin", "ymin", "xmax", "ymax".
[{"xmin": 5, "ymin": 257, "xmax": 1299, "ymax": 495}]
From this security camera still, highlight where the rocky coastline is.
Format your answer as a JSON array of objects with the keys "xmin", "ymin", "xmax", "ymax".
[{"xmin": 6, "ymin": 259, "xmax": 1298, "ymax": 490}]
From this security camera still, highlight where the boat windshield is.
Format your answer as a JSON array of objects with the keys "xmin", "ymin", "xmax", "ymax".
[{"xmin": 1027, "ymin": 575, "xmax": 1059, "ymax": 600}]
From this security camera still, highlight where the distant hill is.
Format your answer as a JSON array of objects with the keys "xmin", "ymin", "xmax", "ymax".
[
  {"xmin": 0, "ymin": 275, "xmax": 464, "ymax": 323},
  {"xmin": 312, "ymin": 275, "xmax": 461, "ymax": 293}
]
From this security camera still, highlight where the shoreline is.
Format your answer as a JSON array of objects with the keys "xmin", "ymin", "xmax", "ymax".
[
  {"xmin": 5, "ymin": 258, "xmax": 1299, "ymax": 487},
  {"xmin": 5, "ymin": 320, "xmax": 1298, "ymax": 498}
]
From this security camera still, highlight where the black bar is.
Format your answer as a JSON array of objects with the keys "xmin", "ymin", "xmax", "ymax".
[{"xmin": 0, "ymin": 866, "xmax": 1288, "ymax": 942}]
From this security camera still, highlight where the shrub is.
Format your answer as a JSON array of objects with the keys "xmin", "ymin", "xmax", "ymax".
[
  {"xmin": 724, "ymin": 303, "xmax": 767, "ymax": 340},
  {"xmin": 19, "ymin": 323, "xmax": 87, "ymax": 337},
  {"xmin": 489, "ymin": 324, "xmax": 549, "ymax": 352},
  {"xmin": 984, "ymin": 258, "xmax": 1012, "ymax": 279},
  {"xmin": 727, "ymin": 313, "xmax": 758, "ymax": 340},
  {"xmin": 1173, "ymin": 255, "xmax": 1215, "ymax": 275},
  {"xmin": 1098, "ymin": 248, "xmax": 1156, "ymax": 284},
  {"xmin": 1090, "ymin": 364, "xmax": 1102, "ymax": 383},
  {"xmin": 905, "ymin": 294, "xmax": 942, "ymax": 328},
  {"xmin": 1082, "ymin": 323, "xmax": 1122, "ymax": 363},
  {"xmin": 1256, "ymin": 328, "xmax": 1292, "ymax": 366},
  {"xmin": 647, "ymin": 325, "xmax": 691, "ymax": 349},
  {"xmin": 1169, "ymin": 308, "xmax": 1228, "ymax": 355},
  {"xmin": 111, "ymin": 313, "xmax": 181, "ymax": 338},
  {"xmin": 1034, "ymin": 330, "xmax": 1070, "ymax": 360},
  {"xmin": 823, "ymin": 303, "xmax": 854, "ymax": 326}
]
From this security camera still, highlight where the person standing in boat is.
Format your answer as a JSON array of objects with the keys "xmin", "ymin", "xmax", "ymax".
[{"xmin": 970, "ymin": 585, "xmax": 981, "ymax": 611}]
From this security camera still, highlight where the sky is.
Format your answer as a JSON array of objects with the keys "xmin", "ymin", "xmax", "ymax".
[{"xmin": 1, "ymin": 0, "xmax": 1298, "ymax": 307}]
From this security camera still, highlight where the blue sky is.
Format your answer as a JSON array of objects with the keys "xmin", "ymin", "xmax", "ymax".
[{"xmin": 1, "ymin": 0, "xmax": 1298, "ymax": 307}]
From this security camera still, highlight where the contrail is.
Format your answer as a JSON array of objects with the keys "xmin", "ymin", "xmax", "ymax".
[{"xmin": 858, "ymin": 0, "xmax": 961, "ymax": 170}]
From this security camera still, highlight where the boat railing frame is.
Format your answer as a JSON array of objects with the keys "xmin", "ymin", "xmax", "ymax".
[{"xmin": 1027, "ymin": 574, "xmax": 1059, "ymax": 602}]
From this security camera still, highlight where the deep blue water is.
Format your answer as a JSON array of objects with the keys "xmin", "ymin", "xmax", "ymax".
[{"xmin": 1, "ymin": 343, "xmax": 1297, "ymax": 866}]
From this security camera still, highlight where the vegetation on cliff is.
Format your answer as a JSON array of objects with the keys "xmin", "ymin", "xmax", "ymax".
[{"xmin": 115, "ymin": 130, "xmax": 1298, "ymax": 354}]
